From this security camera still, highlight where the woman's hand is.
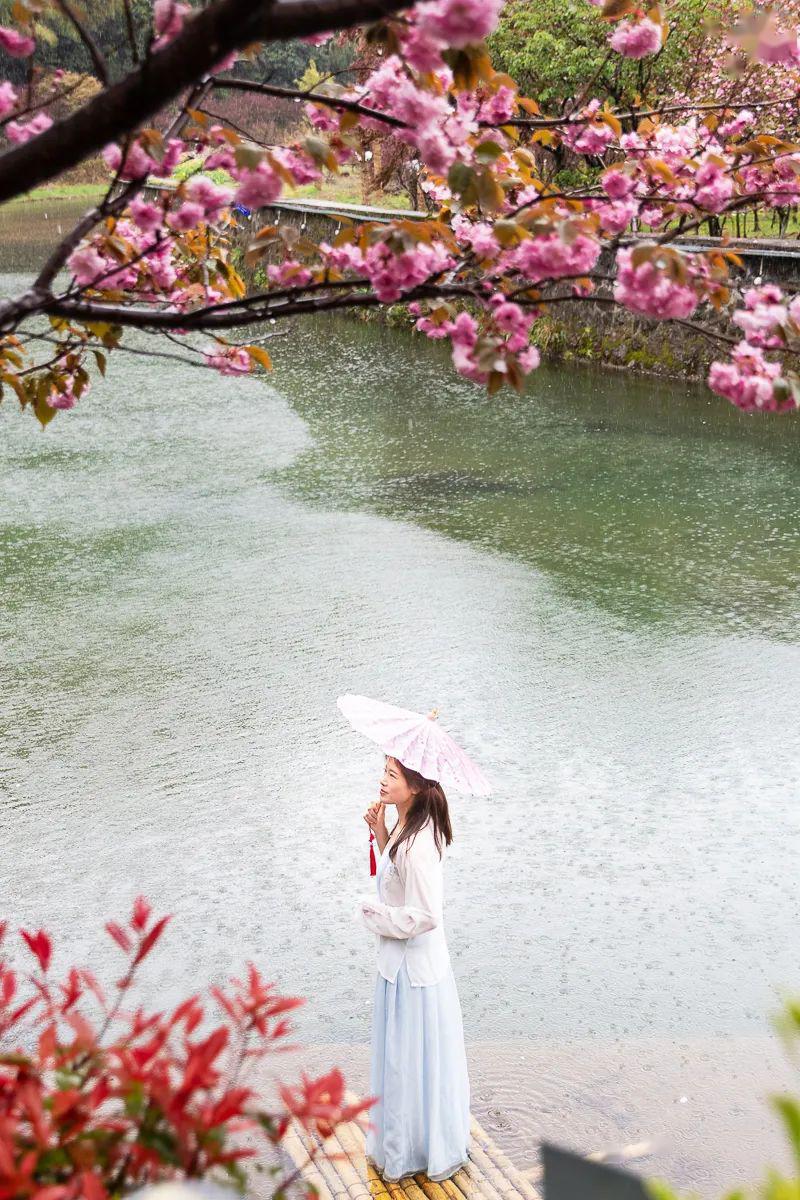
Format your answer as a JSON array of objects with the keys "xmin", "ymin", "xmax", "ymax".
[{"xmin": 364, "ymin": 801, "xmax": 387, "ymax": 834}]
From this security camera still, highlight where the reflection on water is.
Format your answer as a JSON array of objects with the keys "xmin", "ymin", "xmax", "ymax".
[
  {"xmin": 1, "ymin": 261, "xmax": 800, "ymax": 1198},
  {"xmin": 0, "ymin": 198, "xmax": 97, "ymax": 270},
  {"xmin": 270, "ymin": 317, "xmax": 800, "ymax": 635}
]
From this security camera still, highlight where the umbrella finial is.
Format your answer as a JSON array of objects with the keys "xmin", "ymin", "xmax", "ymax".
[{"xmin": 427, "ymin": 707, "xmax": 439, "ymax": 722}]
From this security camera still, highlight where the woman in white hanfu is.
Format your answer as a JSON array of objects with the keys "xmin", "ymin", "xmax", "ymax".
[{"xmin": 356, "ymin": 754, "xmax": 471, "ymax": 1183}]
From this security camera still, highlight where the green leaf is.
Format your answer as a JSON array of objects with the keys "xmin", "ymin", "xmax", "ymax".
[
  {"xmin": 773, "ymin": 1095, "xmax": 800, "ymax": 1173},
  {"xmin": 474, "ymin": 140, "xmax": 505, "ymax": 164},
  {"xmin": 447, "ymin": 161, "xmax": 475, "ymax": 202},
  {"xmin": 32, "ymin": 395, "xmax": 57, "ymax": 428}
]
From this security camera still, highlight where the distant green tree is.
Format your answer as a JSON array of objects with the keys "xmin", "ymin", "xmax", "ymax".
[{"xmin": 489, "ymin": 0, "xmax": 730, "ymax": 110}]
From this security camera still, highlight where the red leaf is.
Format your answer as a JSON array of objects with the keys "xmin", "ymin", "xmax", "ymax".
[
  {"xmin": 210, "ymin": 1086, "xmax": 253, "ymax": 1124},
  {"xmin": 20, "ymin": 929, "xmax": 52, "ymax": 972},
  {"xmin": 59, "ymin": 968, "xmax": 82, "ymax": 1012},
  {"xmin": 210, "ymin": 986, "xmax": 239, "ymax": 1023},
  {"xmin": 51, "ymin": 1089, "xmax": 82, "ymax": 1120},
  {"xmin": 130, "ymin": 896, "xmax": 151, "ymax": 932},
  {"xmin": 132, "ymin": 914, "xmax": 171, "ymax": 966},
  {"xmin": 38, "ymin": 1022, "xmax": 57, "ymax": 1064},
  {"xmin": 79, "ymin": 970, "xmax": 107, "ymax": 1009},
  {"xmin": 80, "ymin": 1170, "xmax": 108, "ymax": 1200},
  {"xmin": 105, "ymin": 922, "xmax": 132, "ymax": 953},
  {"xmin": 1, "ymin": 968, "xmax": 15, "ymax": 1006}
]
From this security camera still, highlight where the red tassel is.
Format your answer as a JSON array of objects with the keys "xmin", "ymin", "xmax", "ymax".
[{"xmin": 369, "ymin": 829, "xmax": 377, "ymax": 876}]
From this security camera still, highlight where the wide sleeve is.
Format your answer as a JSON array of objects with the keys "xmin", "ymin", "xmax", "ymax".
[{"xmin": 356, "ymin": 833, "xmax": 441, "ymax": 940}]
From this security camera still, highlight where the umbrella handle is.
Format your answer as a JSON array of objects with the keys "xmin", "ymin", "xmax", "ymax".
[
  {"xmin": 369, "ymin": 828, "xmax": 377, "ymax": 876},
  {"xmin": 427, "ymin": 707, "xmax": 439, "ymax": 721}
]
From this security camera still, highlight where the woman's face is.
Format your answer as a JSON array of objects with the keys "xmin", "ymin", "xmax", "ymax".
[{"xmin": 379, "ymin": 756, "xmax": 415, "ymax": 809}]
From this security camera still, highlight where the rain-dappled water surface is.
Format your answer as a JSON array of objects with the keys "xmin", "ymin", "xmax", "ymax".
[{"xmin": 2, "ymin": 213, "xmax": 800, "ymax": 1197}]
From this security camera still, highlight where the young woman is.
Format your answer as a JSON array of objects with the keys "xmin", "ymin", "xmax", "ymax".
[{"xmin": 356, "ymin": 755, "xmax": 471, "ymax": 1182}]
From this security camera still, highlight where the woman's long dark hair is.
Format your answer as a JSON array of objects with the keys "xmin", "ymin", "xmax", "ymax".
[{"xmin": 387, "ymin": 757, "xmax": 453, "ymax": 865}]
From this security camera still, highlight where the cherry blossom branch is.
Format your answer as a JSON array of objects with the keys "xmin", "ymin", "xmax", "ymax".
[
  {"xmin": 42, "ymin": 281, "xmax": 483, "ymax": 330},
  {"xmin": 211, "ymin": 76, "xmax": 409, "ymax": 131},
  {"xmin": 0, "ymin": 0, "xmax": 415, "ymax": 206},
  {"xmin": 488, "ymin": 93, "xmax": 800, "ymax": 130},
  {"xmin": 32, "ymin": 80, "xmax": 212, "ymax": 297}
]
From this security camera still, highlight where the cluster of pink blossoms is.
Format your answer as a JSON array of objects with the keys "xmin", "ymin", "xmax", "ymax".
[
  {"xmin": 708, "ymin": 285, "xmax": 800, "ymax": 412},
  {"xmin": 319, "ymin": 236, "xmax": 454, "ymax": 304},
  {"xmin": 68, "ymin": 221, "xmax": 181, "ymax": 295},
  {"xmin": 731, "ymin": 284, "xmax": 798, "ymax": 348},
  {"xmin": 584, "ymin": 2, "xmax": 664, "ymax": 58},
  {"xmin": 708, "ymin": 343, "xmax": 786, "ymax": 412},
  {"xmin": 0, "ymin": 25, "xmax": 35, "ymax": 57},
  {"xmin": 411, "ymin": 306, "xmax": 540, "ymax": 386},
  {"xmin": 609, "ymin": 17, "xmax": 663, "ymax": 58},
  {"xmin": 45, "ymin": 359, "xmax": 90, "ymax": 410},
  {"xmin": 203, "ymin": 346, "xmax": 252, "ymax": 375},
  {"xmin": 562, "ymin": 101, "xmax": 617, "ymax": 156},
  {"xmin": 506, "ymin": 226, "xmax": 601, "ymax": 286},
  {"xmin": 613, "ymin": 247, "xmax": 702, "ymax": 320}
]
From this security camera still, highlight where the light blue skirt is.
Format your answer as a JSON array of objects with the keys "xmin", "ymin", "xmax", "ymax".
[{"xmin": 365, "ymin": 957, "xmax": 471, "ymax": 1182}]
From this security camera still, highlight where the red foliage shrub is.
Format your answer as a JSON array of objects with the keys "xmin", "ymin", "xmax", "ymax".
[{"xmin": 0, "ymin": 900, "xmax": 375, "ymax": 1199}]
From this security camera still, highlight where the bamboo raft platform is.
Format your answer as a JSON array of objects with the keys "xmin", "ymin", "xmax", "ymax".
[{"xmin": 279, "ymin": 1090, "xmax": 542, "ymax": 1200}]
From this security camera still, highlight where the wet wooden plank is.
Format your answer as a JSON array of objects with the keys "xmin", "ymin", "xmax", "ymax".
[{"xmin": 276, "ymin": 1091, "xmax": 542, "ymax": 1200}]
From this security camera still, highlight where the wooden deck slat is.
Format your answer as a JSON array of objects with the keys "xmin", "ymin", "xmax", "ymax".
[{"xmin": 273, "ymin": 1090, "xmax": 544, "ymax": 1200}]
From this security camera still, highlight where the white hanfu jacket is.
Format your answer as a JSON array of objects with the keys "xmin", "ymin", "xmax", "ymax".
[{"xmin": 355, "ymin": 818, "xmax": 452, "ymax": 987}]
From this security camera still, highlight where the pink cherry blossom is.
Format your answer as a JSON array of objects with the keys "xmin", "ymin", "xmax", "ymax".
[
  {"xmin": 7, "ymin": 111, "xmax": 53, "ymax": 144},
  {"xmin": 0, "ymin": 26, "xmax": 35, "ymax": 56},
  {"xmin": 233, "ymin": 161, "xmax": 282, "ymax": 209},
  {"xmin": 453, "ymin": 217, "xmax": 501, "ymax": 259},
  {"xmin": 67, "ymin": 245, "xmax": 108, "ymax": 287},
  {"xmin": 693, "ymin": 156, "xmax": 734, "ymax": 212},
  {"xmin": 708, "ymin": 342, "xmax": 787, "ymax": 411},
  {"xmin": 731, "ymin": 284, "xmax": 788, "ymax": 347},
  {"xmin": 518, "ymin": 346, "xmax": 541, "ymax": 373},
  {"xmin": 562, "ymin": 101, "xmax": 617, "ymax": 156},
  {"xmin": 204, "ymin": 346, "xmax": 253, "ymax": 375},
  {"xmin": 753, "ymin": 18, "xmax": 799, "ymax": 64},
  {"xmin": 609, "ymin": 17, "xmax": 662, "ymax": 59},
  {"xmin": 272, "ymin": 147, "xmax": 321, "ymax": 186},
  {"xmin": 602, "ymin": 169, "xmax": 637, "ymax": 199},
  {"xmin": 0, "ymin": 79, "xmax": 17, "ymax": 118},
  {"xmin": 363, "ymin": 239, "xmax": 453, "ymax": 302},
  {"xmin": 401, "ymin": 26, "xmax": 446, "ymax": 72},
  {"xmin": 184, "ymin": 175, "xmax": 234, "ymax": 219},
  {"xmin": 319, "ymin": 241, "xmax": 365, "ymax": 274},
  {"xmin": 614, "ymin": 246, "xmax": 699, "ymax": 319},
  {"xmin": 167, "ymin": 201, "xmax": 205, "ymax": 231},
  {"xmin": 416, "ymin": 0, "xmax": 503, "ymax": 48},
  {"xmin": 510, "ymin": 226, "xmax": 601, "ymax": 284},
  {"xmin": 718, "ymin": 109, "xmax": 754, "ymax": 138},
  {"xmin": 596, "ymin": 198, "xmax": 637, "ymax": 233},
  {"xmin": 480, "ymin": 86, "xmax": 517, "ymax": 125},
  {"xmin": 154, "ymin": 0, "xmax": 191, "ymax": 46},
  {"xmin": 129, "ymin": 198, "xmax": 164, "ymax": 232},
  {"xmin": 268, "ymin": 261, "xmax": 314, "ymax": 287}
]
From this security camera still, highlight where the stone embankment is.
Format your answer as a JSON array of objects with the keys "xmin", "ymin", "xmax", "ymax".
[{"xmin": 147, "ymin": 187, "xmax": 800, "ymax": 381}]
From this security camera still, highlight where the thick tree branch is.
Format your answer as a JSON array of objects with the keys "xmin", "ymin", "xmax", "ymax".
[
  {"xmin": 0, "ymin": 0, "xmax": 413, "ymax": 206},
  {"xmin": 42, "ymin": 282, "xmax": 481, "ymax": 330}
]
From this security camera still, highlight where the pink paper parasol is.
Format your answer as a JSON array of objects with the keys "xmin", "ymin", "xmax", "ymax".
[{"xmin": 337, "ymin": 694, "xmax": 492, "ymax": 874}]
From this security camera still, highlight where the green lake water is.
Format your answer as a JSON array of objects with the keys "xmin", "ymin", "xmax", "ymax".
[{"xmin": 2, "ymin": 202, "xmax": 800, "ymax": 1196}]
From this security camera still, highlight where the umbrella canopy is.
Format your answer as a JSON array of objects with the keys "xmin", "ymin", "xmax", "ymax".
[{"xmin": 336, "ymin": 694, "xmax": 492, "ymax": 796}]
